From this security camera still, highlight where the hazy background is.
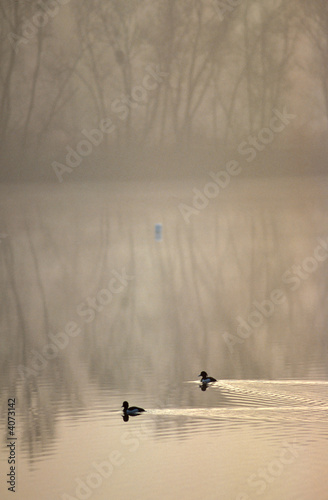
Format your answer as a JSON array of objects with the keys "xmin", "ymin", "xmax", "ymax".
[{"xmin": 0, "ymin": 0, "xmax": 327, "ymax": 181}]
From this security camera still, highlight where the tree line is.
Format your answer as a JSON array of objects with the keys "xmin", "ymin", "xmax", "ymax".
[{"xmin": 0, "ymin": 0, "xmax": 327, "ymax": 180}]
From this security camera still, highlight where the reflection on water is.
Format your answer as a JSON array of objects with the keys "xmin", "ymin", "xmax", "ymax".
[{"xmin": 0, "ymin": 178, "xmax": 328, "ymax": 499}]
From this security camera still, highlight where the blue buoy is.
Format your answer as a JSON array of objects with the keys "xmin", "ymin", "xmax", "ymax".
[{"xmin": 155, "ymin": 223, "xmax": 162, "ymax": 241}]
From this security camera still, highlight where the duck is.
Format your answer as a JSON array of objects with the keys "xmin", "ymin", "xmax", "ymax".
[
  {"xmin": 122, "ymin": 401, "xmax": 146, "ymax": 415},
  {"xmin": 198, "ymin": 371, "xmax": 217, "ymax": 383}
]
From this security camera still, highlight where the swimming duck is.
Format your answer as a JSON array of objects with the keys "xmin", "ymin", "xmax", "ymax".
[
  {"xmin": 122, "ymin": 401, "xmax": 146, "ymax": 415},
  {"xmin": 198, "ymin": 371, "xmax": 217, "ymax": 383}
]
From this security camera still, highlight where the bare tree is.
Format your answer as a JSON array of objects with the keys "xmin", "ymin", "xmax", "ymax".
[{"xmin": 300, "ymin": 1, "xmax": 328, "ymax": 121}]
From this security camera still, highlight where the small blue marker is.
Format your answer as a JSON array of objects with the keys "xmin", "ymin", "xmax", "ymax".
[{"xmin": 155, "ymin": 223, "xmax": 162, "ymax": 241}]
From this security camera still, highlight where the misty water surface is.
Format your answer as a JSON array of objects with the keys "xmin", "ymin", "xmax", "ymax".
[{"xmin": 0, "ymin": 178, "xmax": 328, "ymax": 499}]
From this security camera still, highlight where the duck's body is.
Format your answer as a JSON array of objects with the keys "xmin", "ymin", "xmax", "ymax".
[
  {"xmin": 199, "ymin": 371, "xmax": 217, "ymax": 383},
  {"xmin": 122, "ymin": 401, "xmax": 146, "ymax": 415}
]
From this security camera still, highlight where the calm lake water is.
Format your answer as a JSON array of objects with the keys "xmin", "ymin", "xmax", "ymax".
[{"xmin": 0, "ymin": 178, "xmax": 328, "ymax": 499}]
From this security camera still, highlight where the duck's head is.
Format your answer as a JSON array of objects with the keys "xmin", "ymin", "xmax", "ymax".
[
  {"xmin": 199, "ymin": 371, "xmax": 208, "ymax": 378},
  {"xmin": 122, "ymin": 401, "xmax": 129, "ymax": 410}
]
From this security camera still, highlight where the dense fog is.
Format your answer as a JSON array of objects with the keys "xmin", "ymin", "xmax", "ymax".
[{"xmin": 0, "ymin": 0, "xmax": 327, "ymax": 182}]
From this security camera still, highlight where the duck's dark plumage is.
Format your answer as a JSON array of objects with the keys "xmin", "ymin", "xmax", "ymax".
[
  {"xmin": 122, "ymin": 401, "xmax": 146, "ymax": 415},
  {"xmin": 198, "ymin": 371, "xmax": 217, "ymax": 383}
]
